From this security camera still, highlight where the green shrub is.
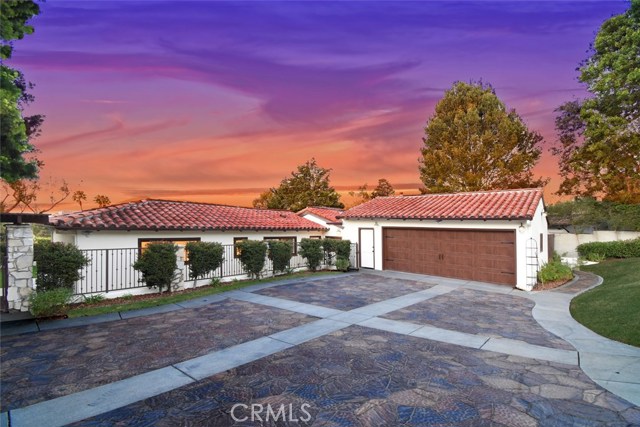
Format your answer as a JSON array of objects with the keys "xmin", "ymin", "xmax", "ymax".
[
  {"xmin": 29, "ymin": 288, "xmax": 74, "ymax": 318},
  {"xmin": 210, "ymin": 277, "xmax": 222, "ymax": 287},
  {"xmin": 300, "ymin": 238, "xmax": 324, "ymax": 271},
  {"xmin": 185, "ymin": 241, "xmax": 224, "ymax": 280},
  {"xmin": 34, "ymin": 241, "xmax": 89, "ymax": 291},
  {"xmin": 577, "ymin": 238, "xmax": 640, "ymax": 260},
  {"xmin": 322, "ymin": 239, "xmax": 338, "ymax": 265},
  {"xmin": 335, "ymin": 240, "xmax": 351, "ymax": 260},
  {"xmin": 268, "ymin": 241, "xmax": 293, "ymax": 274},
  {"xmin": 237, "ymin": 240, "xmax": 268, "ymax": 279},
  {"xmin": 335, "ymin": 258, "xmax": 350, "ymax": 272},
  {"xmin": 538, "ymin": 259, "xmax": 573, "ymax": 284},
  {"xmin": 133, "ymin": 242, "xmax": 178, "ymax": 292}
]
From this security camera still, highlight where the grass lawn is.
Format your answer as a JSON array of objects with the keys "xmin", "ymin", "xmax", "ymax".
[
  {"xmin": 570, "ymin": 258, "xmax": 640, "ymax": 347},
  {"xmin": 68, "ymin": 271, "xmax": 339, "ymax": 318}
]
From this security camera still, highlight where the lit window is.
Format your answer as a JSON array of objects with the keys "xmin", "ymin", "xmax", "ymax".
[
  {"xmin": 234, "ymin": 237, "xmax": 248, "ymax": 258},
  {"xmin": 138, "ymin": 238, "xmax": 200, "ymax": 263}
]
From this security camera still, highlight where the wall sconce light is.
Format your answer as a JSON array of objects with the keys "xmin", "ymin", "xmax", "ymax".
[
  {"xmin": 81, "ymin": 230, "xmax": 93, "ymax": 237},
  {"xmin": 518, "ymin": 223, "xmax": 526, "ymax": 233}
]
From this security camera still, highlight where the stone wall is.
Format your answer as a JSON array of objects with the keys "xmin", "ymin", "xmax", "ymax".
[{"xmin": 5, "ymin": 225, "xmax": 35, "ymax": 311}]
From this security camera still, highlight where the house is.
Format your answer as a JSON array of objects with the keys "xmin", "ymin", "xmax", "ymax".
[
  {"xmin": 340, "ymin": 188, "xmax": 548, "ymax": 291},
  {"xmin": 51, "ymin": 199, "xmax": 327, "ymax": 250},
  {"xmin": 49, "ymin": 199, "xmax": 328, "ymax": 295},
  {"xmin": 297, "ymin": 206, "xmax": 344, "ymax": 239}
]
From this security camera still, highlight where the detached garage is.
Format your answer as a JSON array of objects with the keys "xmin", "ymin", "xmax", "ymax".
[{"xmin": 341, "ymin": 189, "xmax": 548, "ymax": 291}]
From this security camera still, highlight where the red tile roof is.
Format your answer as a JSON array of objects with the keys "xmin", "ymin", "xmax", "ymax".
[
  {"xmin": 341, "ymin": 188, "xmax": 544, "ymax": 221},
  {"xmin": 50, "ymin": 200, "xmax": 327, "ymax": 231},
  {"xmin": 297, "ymin": 206, "xmax": 344, "ymax": 224}
]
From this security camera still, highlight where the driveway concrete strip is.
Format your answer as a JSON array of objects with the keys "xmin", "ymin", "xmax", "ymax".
[
  {"xmin": 410, "ymin": 324, "xmax": 489, "ymax": 349},
  {"xmin": 528, "ymin": 271, "xmax": 640, "ymax": 405},
  {"xmin": 327, "ymin": 310, "xmax": 373, "ymax": 324},
  {"xmin": 0, "ymin": 321, "xmax": 39, "ymax": 336},
  {"xmin": 230, "ymin": 290, "xmax": 345, "ymax": 317},
  {"xmin": 481, "ymin": 337, "xmax": 578, "ymax": 365},
  {"xmin": 285, "ymin": 302, "xmax": 344, "ymax": 318},
  {"xmin": 349, "ymin": 301, "xmax": 403, "ymax": 316},
  {"xmin": 8, "ymin": 366, "xmax": 194, "ymax": 427},
  {"xmin": 268, "ymin": 319, "xmax": 349, "ymax": 345},
  {"xmin": 119, "ymin": 303, "xmax": 183, "ymax": 319},
  {"xmin": 228, "ymin": 290, "xmax": 304, "ymax": 310},
  {"xmin": 174, "ymin": 336, "xmax": 293, "ymax": 380},
  {"xmin": 580, "ymin": 353, "xmax": 640, "ymax": 383},
  {"xmin": 174, "ymin": 294, "xmax": 228, "ymax": 309},
  {"xmin": 358, "ymin": 317, "xmax": 424, "ymax": 335},
  {"xmin": 37, "ymin": 313, "xmax": 121, "ymax": 331}
]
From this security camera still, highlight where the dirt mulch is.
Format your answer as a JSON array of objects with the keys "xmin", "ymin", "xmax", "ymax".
[{"xmin": 533, "ymin": 276, "xmax": 574, "ymax": 291}]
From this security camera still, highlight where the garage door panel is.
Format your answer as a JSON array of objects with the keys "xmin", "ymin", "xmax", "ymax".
[{"xmin": 383, "ymin": 228, "xmax": 515, "ymax": 286}]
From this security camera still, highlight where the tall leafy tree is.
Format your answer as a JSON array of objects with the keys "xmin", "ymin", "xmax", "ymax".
[
  {"xmin": 371, "ymin": 178, "xmax": 395, "ymax": 198},
  {"xmin": 348, "ymin": 178, "xmax": 395, "ymax": 206},
  {"xmin": 419, "ymin": 81, "xmax": 547, "ymax": 193},
  {"xmin": 553, "ymin": 0, "xmax": 640, "ymax": 203},
  {"xmin": 253, "ymin": 158, "xmax": 344, "ymax": 211},
  {"xmin": 1, "ymin": 0, "xmax": 43, "ymax": 183}
]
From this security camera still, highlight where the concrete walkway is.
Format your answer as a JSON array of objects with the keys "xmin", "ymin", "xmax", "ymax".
[{"xmin": 1, "ymin": 271, "xmax": 638, "ymax": 426}]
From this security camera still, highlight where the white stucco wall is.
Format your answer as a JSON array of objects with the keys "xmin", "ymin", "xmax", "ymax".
[
  {"xmin": 341, "ymin": 199, "xmax": 547, "ymax": 291},
  {"xmin": 549, "ymin": 229, "xmax": 640, "ymax": 257},
  {"xmin": 53, "ymin": 229, "xmax": 322, "ymax": 250},
  {"xmin": 300, "ymin": 213, "xmax": 343, "ymax": 238}
]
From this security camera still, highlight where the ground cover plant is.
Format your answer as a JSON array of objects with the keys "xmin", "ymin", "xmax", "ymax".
[{"xmin": 571, "ymin": 258, "xmax": 640, "ymax": 347}]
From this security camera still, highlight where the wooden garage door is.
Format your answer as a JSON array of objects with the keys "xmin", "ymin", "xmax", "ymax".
[{"xmin": 383, "ymin": 228, "xmax": 516, "ymax": 286}]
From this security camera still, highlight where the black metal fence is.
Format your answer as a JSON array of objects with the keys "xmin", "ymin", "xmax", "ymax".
[{"xmin": 74, "ymin": 242, "xmax": 359, "ymax": 296}]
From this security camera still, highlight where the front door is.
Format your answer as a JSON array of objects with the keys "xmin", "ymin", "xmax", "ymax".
[{"xmin": 359, "ymin": 228, "xmax": 375, "ymax": 269}]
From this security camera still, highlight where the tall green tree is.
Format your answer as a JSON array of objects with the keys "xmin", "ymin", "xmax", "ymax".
[
  {"xmin": 1, "ymin": 0, "xmax": 43, "ymax": 183},
  {"xmin": 419, "ymin": 82, "xmax": 547, "ymax": 193},
  {"xmin": 553, "ymin": 0, "xmax": 640, "ymax": 203},
  {"xmin": 348, "ymin": 178, "xmax": 395, "ymax": 206},
  {"xmin": 253, "ymin": 158, "xmax": 344, "ymax": 211}
]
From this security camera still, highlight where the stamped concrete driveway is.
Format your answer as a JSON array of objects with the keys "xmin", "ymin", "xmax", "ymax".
[{"xmin": 1, "ymin": 271, "xmax": 639, "ymax": 426}]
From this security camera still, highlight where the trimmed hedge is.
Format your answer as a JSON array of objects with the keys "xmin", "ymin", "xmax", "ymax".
[
  {"xmin": 185, "ymin": 241, "xmax": 224, "ymax": 280},
  {"xmin": 268, "ymin": 240, "xmax": 293, "ymax": 274},
  {"xmin": 577, "ymin": 238, "xmax": 640, "ymax": 261},
  {"xmin": 34, "ymin": 241, "xmax": 89, "ymax": 291},
  {"xmin": 300, "ymin": 238, "xmax": 324, "ymax": 271},
  {"xmin": 133, "ymin": 242, "xmax": 178, "ymax": 292},
  {"xmin": 237, "ymin": 240, "xmax": 268, "ymax": 278}
]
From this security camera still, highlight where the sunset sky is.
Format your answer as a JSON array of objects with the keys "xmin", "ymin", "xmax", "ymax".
[{"xmin": 9, "ymin": 0, "xmax": 628, "ymax": 211}]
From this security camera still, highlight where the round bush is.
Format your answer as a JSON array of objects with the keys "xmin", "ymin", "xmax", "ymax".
[
  {"xmin": 300, "ymin": 238, "xmax": 324, "ymax": 271},
  {"xmin": 185, "ymin": 241, "xmax": 224, "ymax": 280},
  {"xmin": 237, "ymin": 240, "xmax": 268, "ymax": 278},
  {"xmin": 133, "ymin": 243, "xmax": 178, "ymax": 292},
  {"xmin": 34, "ymin": 241, "xmax": 89, "ymax": 291},
  {"xmin": 269, "ymin": 241, "xmax": 293, "ymax": 274}
]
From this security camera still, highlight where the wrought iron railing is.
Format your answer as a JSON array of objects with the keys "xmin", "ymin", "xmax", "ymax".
[{"xmin": 74, "ymin": 242, "xmax": 358, "ymax": 295}]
